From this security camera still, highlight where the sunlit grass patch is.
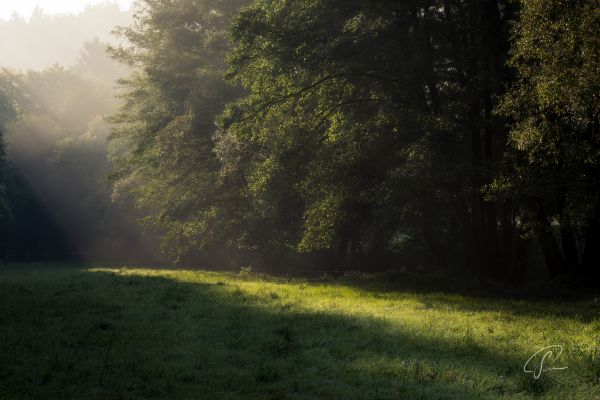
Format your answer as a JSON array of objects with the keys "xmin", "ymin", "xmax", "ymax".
[{"xmin": 0, "ymin": 264, "xmax": 598, "ymax": 399}]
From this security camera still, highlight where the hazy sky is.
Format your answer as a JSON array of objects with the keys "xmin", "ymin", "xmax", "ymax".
[{"xmin": 0, "ymin": 0, "xmax": 133, "ymax": 20}]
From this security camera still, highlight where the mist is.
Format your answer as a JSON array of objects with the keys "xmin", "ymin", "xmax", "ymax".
[
  {"xmin": 0, "ymin": 3, "xmax": 132, "ymax": 71},
  {"xmin": 0, "ymin": 3, "xmax": 156, "ymax": 263}
]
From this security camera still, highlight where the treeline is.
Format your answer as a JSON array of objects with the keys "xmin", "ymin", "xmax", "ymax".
[
  {"xmin": 106, "ymin": 0, "xmax": 600, "ymax": 282},
  {"xmin": 0, "ymin": 39, "xmax": 155, "ymax": 262},
  {"xmin": 2, "ymin": 0, "xmax": 599, "ymax": 284}
]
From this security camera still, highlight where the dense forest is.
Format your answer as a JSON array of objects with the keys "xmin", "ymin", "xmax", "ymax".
[{"xmin": 1, "ymin": 0, "xmax": 599, "ymax": 285}]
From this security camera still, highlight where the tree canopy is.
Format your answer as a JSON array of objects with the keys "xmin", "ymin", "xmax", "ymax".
[
  {"xmin": 498, "ymin": 0, "xmax": 600, "ymax": 279},
  {"xmin": 3, "ymin": 0, "xmax": 597, "ymax": 284}
]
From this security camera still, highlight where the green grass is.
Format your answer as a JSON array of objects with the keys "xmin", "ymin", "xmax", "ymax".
[{"xmin": 0, "ymin": 264, "xmax": 599, "ymax": 399}]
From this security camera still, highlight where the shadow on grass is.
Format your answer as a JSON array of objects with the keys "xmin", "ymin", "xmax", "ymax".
[{"xmin": 0, "ymin": 267, "xmax": 565, "ymax": 399}]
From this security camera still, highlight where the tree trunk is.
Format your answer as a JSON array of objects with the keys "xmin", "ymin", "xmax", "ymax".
[
  {"xmin": 420, "ymin": 196, "xmax": 448, "ymax": 268},
  {"xmin": 582, "ymin": 219, "xmax": 600, "ymax": 280},
  {"xmin": 534, "ymin": 208, "xmax": 567, "ymax": 279},
  {"xmin": 560, "ymin": 227, "xmax": 579, "ymax": 270}
]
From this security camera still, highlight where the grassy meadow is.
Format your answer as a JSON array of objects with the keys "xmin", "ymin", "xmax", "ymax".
[{"xmin": 0, "ymin": 263, "xmax": 599, "ymax": 399}]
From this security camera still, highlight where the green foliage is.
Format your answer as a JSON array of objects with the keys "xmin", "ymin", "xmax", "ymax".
[
  {"xmin": 106, "ymin": 0, "xmax": 599, "ymax": 280},
  {"xmin": 500, "ymin": 0, "xmax": 600, "ymax": 192},
  {"xmin": 0, "ymin": 72, "xmax": 22, "ymax": 226},
  {"xmin": 108, "ymin": 0, "xmax": 249, "ymax": 260},
  {"xmin": 498, "ymin": 0, "xmax": 600, "ymax": 274},
  {"xmin": 222, "ymin": 0, "xmax": 426, "ymax": 253},
  {"xmin": 0, "ymin": 72, "xmax": 20, "ymax": 126},
  {"xmin": 219, "ymin": 0, "xmax": 516, "ymax": 271}
]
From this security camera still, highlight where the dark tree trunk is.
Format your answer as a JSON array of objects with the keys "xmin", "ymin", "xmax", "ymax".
[
  {"xmin": 582, "ymin": 219, "xmax": 600, "ymax": 280},
  {"xmin": 419, "ymin": 195, "xmax": 449, "ymax": 268},
  {"xmin": 535, "ymin": 208, "xmax": 567, "ymax": 279},
  {"xmin": 560, "ymin": 227, "xmax": 579, "ymax": 270},
  {"xmin": 501, "ymin": 201, "xmax": 521, "ymax": 280},
  {"xmin": 508, "ymin": 236, "xmax": 534, "ymax": 284}
]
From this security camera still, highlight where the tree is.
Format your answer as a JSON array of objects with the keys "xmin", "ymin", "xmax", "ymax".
[
  {"xmin": 75, "ymin": 38, "xmax": 129, "ymax": 84},
  {"xmin": 108, "ymin": 0, "xmax": 249, "ymax": 260},
  {"xmin": 107, "ymin": 0, "xmax": 522, "ymax": 272},
  {"xmin": 221, "ymin": 0, "xmax": 517, "ymax": 272},
  {"xmin": 109, "ymin": 0, "xmax": 600, "ymax": 282},
  {"xmin": 498, "ymin": 0, "xmax": 600, "ymax": 280},
  {"xmin": 0, "ymin": 71, "xmax": 20, "ymax": 228}
]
